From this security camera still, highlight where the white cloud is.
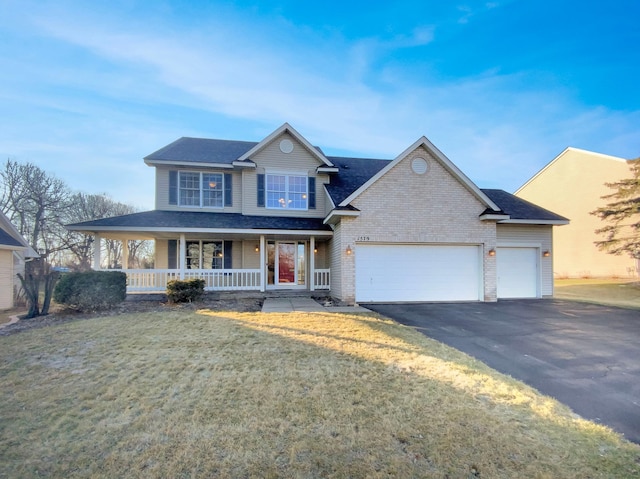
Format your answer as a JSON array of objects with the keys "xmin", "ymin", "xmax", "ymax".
[{"xmin": 1, "ymin": 0, "xmax": 639, "ymax": 207}]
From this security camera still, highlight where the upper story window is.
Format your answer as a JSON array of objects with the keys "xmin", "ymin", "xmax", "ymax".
[
  {"xmin": 266, "ymin": 174, "xmax": 308, "ymax": 210},
  {"xmin": 169, "ymin": 170, "xmax": 232, "ymax": 208}
]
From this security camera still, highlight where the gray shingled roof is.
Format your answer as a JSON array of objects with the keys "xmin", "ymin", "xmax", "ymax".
[
  {"xmin": 0, "ymin": 227, "xmax": 23, "ymax": 247},
  {"xmin": 71, "ymin": 137, "xmax": 567, "ymax": 232},
  {"xmin": 145, "ymin": 137, "xmax": 258, "ymax": 165},
  {"xmin": 324, "ymin": 156, "xmax": 391, "ymax": 205},
  {"xmin": 481, "ymin": 189, "xmax": 568, "ymax": 222},
  {"xmin": 68, "ymin": 210, "xmax": 332, "ymax": 232}
]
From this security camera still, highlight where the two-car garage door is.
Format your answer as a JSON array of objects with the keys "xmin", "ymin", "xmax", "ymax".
[{"xmin": 355, "ymin": 244, "xmax": 482, "ymax": 302}]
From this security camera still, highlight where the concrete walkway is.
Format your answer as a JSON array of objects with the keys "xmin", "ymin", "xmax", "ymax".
[
  {"xmin": 262, "ymin": 297, "xmax": 369, "ymax": 313},
  {"xmin": 0, "ymin": 313, "xmax": 24, "ymax": 330}
]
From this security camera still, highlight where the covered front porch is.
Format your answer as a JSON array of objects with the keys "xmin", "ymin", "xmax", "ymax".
[{"xmin": 92, "ymin": 232, "xmax": 331, "ymax": 294}]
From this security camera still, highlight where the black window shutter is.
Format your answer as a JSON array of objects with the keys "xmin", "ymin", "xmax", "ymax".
[
  {"xmin": 224, "ymin": 173, "xmax": 232, "ymax": 206},
  {"xmin": 223, "ymin": 241, "xmax": 232, "ymax": 269},
  {"xmin": 257, "ymin": 174, "xmax": 265, "ymax": 207},
  {"xmin": 168, "ymin": 240, "xmax": 177, "ymax": 269},
  {"xmin": 308, "ymin": 177, "xmax": 316, "ymax": 209},
  {"xmin": 169, "ymin": 171, "xmax": 178, "ymax": 205}
]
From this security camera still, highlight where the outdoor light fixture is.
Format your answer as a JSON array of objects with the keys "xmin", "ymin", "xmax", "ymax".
[
  {"xmin": 314, "ymin": 247, "xmax": 318, "ymax": 254},
  {"xmin": 255, "ymin": 245, "xmax": 260, "ymax": 253},
  {"xmin": 346, "ymin": 245, "xmax": 352, "ymax": 255},
  {"xmin": 488, "ymin": 248, "xmax": 496, "ymax": 257},
  {"xmin": 543, "ymin": 250, "xmax": 550, "ymax": 257}
]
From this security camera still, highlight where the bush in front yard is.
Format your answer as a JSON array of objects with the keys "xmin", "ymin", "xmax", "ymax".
[
  {"xmin": 166, "ymin": 279, "xmax": 205, "ymax": 303},
  {"xmin": 53, "ymin": 271, "xmax": 127, "ymax": 311}
]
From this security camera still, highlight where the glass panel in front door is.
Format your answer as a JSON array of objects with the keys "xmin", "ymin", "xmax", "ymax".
[
  {"xmin": 278, "ymin": 243, "xmax": 296, "ymax": 284},
  {"xmin": 297, "ymin": 242, "xmax": 306, "ymax": 286}
]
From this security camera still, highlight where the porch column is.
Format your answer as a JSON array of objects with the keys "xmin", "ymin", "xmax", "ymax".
[
  {"xmin": 122, "ymin": 239, "xmax": 129, "ymax": 269},
  {"xmin": 310, "ymin": 236, "xmax": 316, "ymax": 291},
  {"xmin": 93, "ymin": 234, "xmax": 102, "ymax": 270},
  {"xmin": 179, "ymin": 234, "xmax": 186, "ymax": 280},
  {"xmin": 259, "ymin": 235, "xmax": 265, "ymax": 292}
]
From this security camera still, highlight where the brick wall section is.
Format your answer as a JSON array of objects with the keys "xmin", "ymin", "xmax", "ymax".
[{"xmin": 335, "ymin": 145, "xmax": 498, "ymax": 303}]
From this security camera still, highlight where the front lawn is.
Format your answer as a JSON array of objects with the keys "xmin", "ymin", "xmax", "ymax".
[
  {"xmin": 555, "ymin": 278, "xmax": 640, "ymax": 309},
  {"xmin": 1, "ymin": 309, "xmax": 638, "ymax": 478}
]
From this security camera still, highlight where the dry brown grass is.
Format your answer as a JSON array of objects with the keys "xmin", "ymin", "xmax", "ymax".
[
  {"xmin": 555, "ymin": 278, "xmax": 640, "ymax": 309},
  {"xmin": 1, "ymin": 309, "xmax": 638, "ymax": 478}
]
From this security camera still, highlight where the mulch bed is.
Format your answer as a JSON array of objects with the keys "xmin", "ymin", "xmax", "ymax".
[{"xmin": 0, "ymin": 296, "xmax": 263, "ymax": 337}]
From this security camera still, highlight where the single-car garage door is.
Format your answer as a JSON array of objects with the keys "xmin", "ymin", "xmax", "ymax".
[
  {"xmin": 496, "ymin": 247, "xmax": 539, "ymax": 298},
  {"xmin": 355, "ymin": 244, "xmax": 481, "ymax": 302}
]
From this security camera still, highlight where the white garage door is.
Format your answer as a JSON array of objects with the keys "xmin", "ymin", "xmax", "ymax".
[
  {"xmin": 355, "ymin": 244, "xmax": 481, "ymax": 302},
  {"xmin": 496, "ymin": 247, "xmax": 539, "ymax": 298}
]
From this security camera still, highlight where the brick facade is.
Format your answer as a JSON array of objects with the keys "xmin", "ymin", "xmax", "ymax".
[{"xmin": 332, "ymin": 145, "xmax": 498, "ymax": 303}]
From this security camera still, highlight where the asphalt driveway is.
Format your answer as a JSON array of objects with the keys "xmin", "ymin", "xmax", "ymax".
[{"xmin": 365, "ymin": 299, "xmax": 640, "ymax": 444}]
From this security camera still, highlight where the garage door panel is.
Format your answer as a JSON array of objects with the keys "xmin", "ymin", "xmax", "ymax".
[
  {"xmin": 356, "ymin": 244, "xmax": 481, "ymax": 302},
  {"xmin": 497, "ymin": 247, "xmax": 538, "ymax": 298}
]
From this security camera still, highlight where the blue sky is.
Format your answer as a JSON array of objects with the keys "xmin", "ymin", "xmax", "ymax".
[{"xmin": 1, "ymin": 0, "xmax": 639, "ymax": 209}]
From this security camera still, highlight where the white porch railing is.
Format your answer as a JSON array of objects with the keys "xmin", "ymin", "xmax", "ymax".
[
  {"xmin": 118, "ymin": 268, "xmax": 330, "ymax": 293},
  {"xmin": 183, "ymin": 269, "xmax": 261, "ymax": 291},
  {"xmin": 314, "ymin": 269, "xmax": 330, "ymax": 290},
  {"xmin": 124, "ymin": 269, "xmax": 180, "ymax": 291},
  {"xmin": 119, "ymin": 269, "xmax": 261, "ymax": 293}
]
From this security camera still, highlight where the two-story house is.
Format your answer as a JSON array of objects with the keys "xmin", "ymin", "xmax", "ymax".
[{"xmin": 68, "ymin": 123, "xmax": 568, "ymax": 303}]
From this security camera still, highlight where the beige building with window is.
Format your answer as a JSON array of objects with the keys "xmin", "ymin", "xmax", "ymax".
[
  {"xmin": 0, "ymin": 211, "xmax": 37, "ymax": 309},
  {"xmin": 516, "ymin": 147, "xmax": 638, "ymax": 278}
]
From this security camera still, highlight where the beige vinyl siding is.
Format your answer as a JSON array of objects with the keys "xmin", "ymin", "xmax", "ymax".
[
  {"xmin": 230, "ymin": 241, "xmax": 241, "ymax": 268},
  {"xmin": 329, "ymin": 225, "xmax": 343, "ymax": 300},
  {"xmin": 155, "ymin": 166, "xmax": 242, "ymax": 213},
  {"xmin": 0, "ymin": 250, "xmax": 14, "ymax": 309},
  {"xmin": 155, "ymin": 239, "xmax": 169, "ymax": 269},
  {"xmin": 497, "ymin": 224, "xmax": 553, "ymax": 296},
  {"xmin": 314, "ymin": 242, "xmax": 328, "ymax": 269},
  {"xmin": 324, "ymin": 185, "xmax": 335, "ymax": 216},
  {"xmin": 516, "ymin": 149, "xmax": 635, "ymax": 278},
  {"xmin": 241, "ymin": 241, "xmax": 261, "ymax": 269},
  {"xmin": 241, "ymin": 132, "xmax": 328, "ymax": 218}
]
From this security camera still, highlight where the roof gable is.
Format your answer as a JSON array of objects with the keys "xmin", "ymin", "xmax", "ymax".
[
  {"xmin": 0, "ymin": 211, "xmax": 34, "ymax": 252},
  {"xmin": 337, "ymin": 136, "xmax": 501, "ymax": 212},
  {"xmin": 236, "ymin": 123, "xmax": 333, "ymax": 167},
  {"xmin": 0, "ymin": 228, "xmax": 22, "ymax": 248},
  {"xmin": 515, "ymin": 147, "xmax": 628, "ymax": 194}
]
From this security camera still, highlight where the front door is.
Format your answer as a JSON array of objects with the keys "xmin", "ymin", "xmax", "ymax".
[
  {"xmin": 267, "ymin": 241, "xmax": 306, "ymax": 288},
  {"xmin": 278, "ymin": 243, "xmax": 296, "ymax": 284}
]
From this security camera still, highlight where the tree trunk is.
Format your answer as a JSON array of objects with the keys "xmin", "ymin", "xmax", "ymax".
[
  {"xmin": 41, "ymin": 270, "xmax": 60, "ymax": 316},
  {"xmin": 17, "ymin": 264, "xmax": 41, "ymax": 319}
]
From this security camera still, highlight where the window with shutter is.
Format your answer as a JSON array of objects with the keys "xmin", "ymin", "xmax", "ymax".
[
  {"xmin": 169, "ymin": 171, "xmax": 178, "ymax": 205},
  {"xmin": 257, "ymin": 174, "xmax": 265, "ymax": 207},
  {"xmin": 224, "ymin": 173, "xmax": 232, "ymax": 206}
]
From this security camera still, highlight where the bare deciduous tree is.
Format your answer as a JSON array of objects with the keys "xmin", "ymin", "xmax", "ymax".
[{"xmin": 1, "ymin": 159, "xmax": 72, "ymax": 316}]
